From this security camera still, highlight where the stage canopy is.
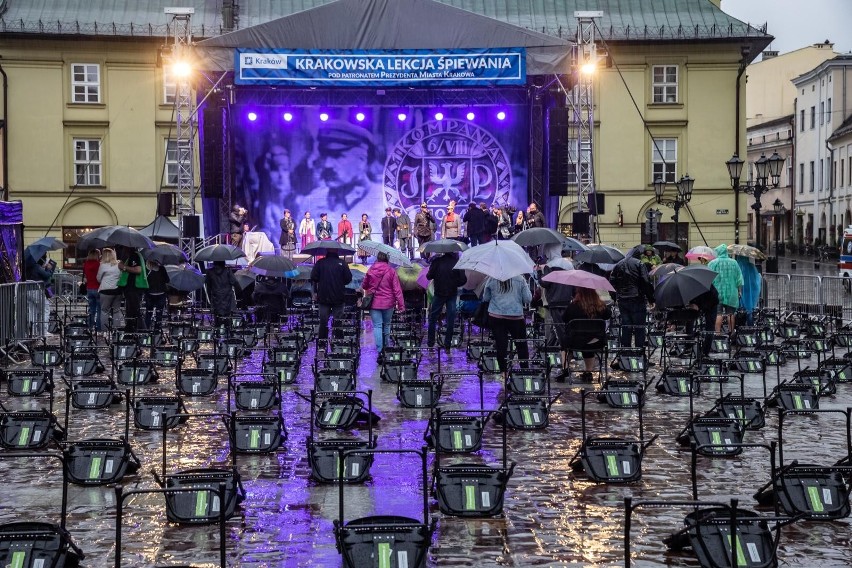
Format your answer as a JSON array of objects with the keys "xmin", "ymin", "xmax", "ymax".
[
  {"xmin": 139, "ymin": 215, "xmax": 180, "ymax": 242},
  {"xmin": 195, "ymin": 0, "xmax": 571, "ymax": 75}
]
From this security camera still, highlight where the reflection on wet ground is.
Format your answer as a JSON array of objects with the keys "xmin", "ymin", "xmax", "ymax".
[{"xmin": 2, "ymin": 314, "xmax": 852, "ymax": 567}]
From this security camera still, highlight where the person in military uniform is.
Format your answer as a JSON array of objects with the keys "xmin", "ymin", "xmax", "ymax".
[
  {"xmin": 414, "ymin": 202, "xmax": 436, "ymax": 259},
  {"xmin": 381, "ymin": 207, "xmax": 397, "ymax": 246},
  {"xmin": 394, "ymin": 207, "xmax": 411, "ymax": 257}
]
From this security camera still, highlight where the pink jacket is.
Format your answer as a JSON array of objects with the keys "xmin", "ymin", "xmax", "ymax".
[{"xmin": 362, "ymin": 261, "xmax": 405, "ymax": 310}]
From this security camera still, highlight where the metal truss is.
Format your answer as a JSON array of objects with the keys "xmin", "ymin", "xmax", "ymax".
[{"xmin": 567, "ymin": 15, "xmax": 598, "ymax": 217}]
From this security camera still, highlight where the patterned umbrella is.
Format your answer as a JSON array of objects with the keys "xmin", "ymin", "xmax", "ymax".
[
  {"xmin": 685, "ymin": 245, "xmax": 717, "ymax": 262},
  {"xmin": 727, "ymin": 243, "xmax": 766, "ymax": 260}
]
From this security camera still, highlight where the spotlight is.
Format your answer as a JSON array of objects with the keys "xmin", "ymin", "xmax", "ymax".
[
  {"xmin": 466, "ymin": 112, "xmax": 475, "ymax": 121},
  {"xmin": 319, "ymin": 112, "xmax": 329, "ymax": 122},
  {"xmin": 434, "ymin": 112, "xmax": 444, "ymax": 121},
  {"xmin": 247, "ymin": 112, "xmax": 258, "ymax": 122},
  {"xmin": 172, "ymin": 61, "xmax": 192, "ymax": 78},
  {"xmin": 355, "ymin": 112, "xmax": 366, "ymax": 122},
  {"xmin": 282, "ymin": 112, "xmax": 293, "ymax": 122},
  {"xmin": 496, "ymin": 111, "xmax": 506, "ymax": 121},
  {"xmin": 397, "ymin": 112, "xmax": 407, "ymax": 122}
]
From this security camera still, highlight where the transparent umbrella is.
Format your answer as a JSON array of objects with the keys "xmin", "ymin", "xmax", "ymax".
[{"xmin": 454, "ymin": 240, "xmax": 535, "ymax": 281}]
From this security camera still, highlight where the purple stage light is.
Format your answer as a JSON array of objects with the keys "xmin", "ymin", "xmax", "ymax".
[
  {"xmin": 466, "ymin": 111, "xmax": 475, "ymax": 121},
  {"xmin": 497, "ymin": 111, "xmax": 507, "ymax": 121},
  {"xmin": 282, "ymin": 112, "xmax": 293, "ymax": 122},
  {"xmin": 397, "ymin": 112, "xmax": 407, "ymax": 122},
  {"xmin": 247, "ymin": 112, "xmax": 258, "ymax": 122},
  {"xmin": 355, "ymin": 112, "xmax": 366, "ymax": 122},
  {"xmin": 434, "ymin": 112, "xmax": 444, "ymax": 121},
  {"xmin": 319, "ymin": 112, "xmax": 329, "ymax": 122}
]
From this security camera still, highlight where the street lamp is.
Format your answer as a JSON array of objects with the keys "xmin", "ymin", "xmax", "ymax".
[
  {"xmin": 726, "ymin": 151, "xmax": 784, "ymax": 251},
  {"xmin": 653, "ymin": 174, "xmax": 695, "ymax": 246},
  {"xmin": 772, "ymin": 198, "xmax": 786, "ymax": 259}
]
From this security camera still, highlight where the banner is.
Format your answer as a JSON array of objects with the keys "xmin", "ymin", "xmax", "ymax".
[
  {"xmin": 235, "ymin": 48, "xmax": 526, "ymax": 87},
  {"xmin": 229, "ymin": 107, "xmax": 529, "ymax": 244}
]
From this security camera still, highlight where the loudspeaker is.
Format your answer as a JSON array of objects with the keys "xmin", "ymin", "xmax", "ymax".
[
  {"xmin": 549, "ymin": 107, "xmax": 570, "ymax": 144},
  {"xmin": 201, "ymin": 104, "xmax": 225, "ymax": 198},
  {"xmin": 548, "ymin": 143, "xmax": 570, "ymax": 196},
  {"xmin": 157, "ymin": 192, "xmax": 174, "ymax": 217},
  {"xmin": 588, "ymin": 192, "xmax": 605, "ymax": 216},
  {"xmin": 572, "ymin": 212, "xmax": 590, "ymax": 235},
  {"xmin": 182, "ymin": 215, "xmax": 200, "ymax": 238}
]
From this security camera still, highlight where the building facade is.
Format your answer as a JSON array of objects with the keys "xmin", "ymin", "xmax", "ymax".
[
  {"xmin": 0, "ymin": 0, "xmax": 770, "ymax": 269},
  {"xmin": 792, "ymin": 55, "xmax": 852, "ymax": 247}
]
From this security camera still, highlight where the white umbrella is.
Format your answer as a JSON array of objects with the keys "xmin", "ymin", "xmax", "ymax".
[
  {"xmin": 354, "ymin": 240, "xmax": 412, "ymax": 266},
  {"xmin": 454, "ymin": 240, "xmax": 535, "ymax": 281}
]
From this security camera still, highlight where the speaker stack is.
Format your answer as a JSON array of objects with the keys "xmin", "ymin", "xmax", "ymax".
[
  {"xmin": 201, "ymin": 103, "xmax": 225, "ymax": 199},
  {"xmin": 548, "ymin": 107, "xmax": 570, "ymax": 196}
]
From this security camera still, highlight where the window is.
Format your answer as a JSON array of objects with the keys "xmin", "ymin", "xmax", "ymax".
[
  {"xmin": 164, "ymin": 140, "xmax": 178, "ymax": 185},
  {"xmin": 73, "ymin": 139, "xmax": 101, "ymax": 186},
  {"xmin": 841, "ymin": 159, "xmax": 845, "ymax": 188},
  {"xmin": 810, "ymin": 106, "xmax": 815, "ymax": 129},
  {"xmin": 799, "ymin": 163, "xmax": 804, "ymax": 194},
  {"xmin": 809, "ymin": 161, "xmax": 814, "ymax": 192},
  {"xmin": 163, "ymin": 67, "xmax": 176, "ymax": 105},
  {"xmin": 651, "ymin": 138, "xmax": 677, "ymax": 183},
  {"xmin": 818, "ymin": 159, "xmax": 823, "ymax": 191},
  {"xmin": 827, "ymin": 98, "xmax": 832, "ymax": 124},
  {"xmin": 652, "ymin": 65, "xmax": 678, "ymax": 103},
  {"xmin": 800, "ymin": 109, "xmax": 805, "ymax": 131},
  {"xmin": 820, "ymin": 102, "xmax": 825, "ymax": 124},
  {"xmin": 848, "ymin": 156, "xmax": 851, "ymax": 186},
  {"xmin": 71, "ymin": 63, "xmax": 100, "ymax": 103}
]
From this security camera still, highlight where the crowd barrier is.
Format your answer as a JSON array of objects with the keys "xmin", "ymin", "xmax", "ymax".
[
  {"xmin": 762, "ymin": 274, "xmax": 852, "ymax": 323},
  {"xmin": 0, "ymin": 281, "xmax": 47, "ymax": 346}
]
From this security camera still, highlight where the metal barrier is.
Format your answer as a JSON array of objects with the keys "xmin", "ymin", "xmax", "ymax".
[
  {"xmin": 0, "ymin": 282, "xmax": 14, "ymax": 345},
  {"xmin": 761, "ymin": 274, "xmax": 852, "ymax": 324},
  {"xmin": 761, "ymin": 274, "xmax": 790, "ymax": 314},
  {"xmin": 0, "ymin": 281, "xmax": 47, "ymax": 346}
]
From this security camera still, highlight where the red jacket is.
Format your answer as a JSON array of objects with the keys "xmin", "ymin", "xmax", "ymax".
[
  {"xmin": 83, "ymin": 259, "xmax": 100, "ymax": 290},
  {"xmin": 362, "ymin": 261, "xmax": 404, "ymax": 310}
]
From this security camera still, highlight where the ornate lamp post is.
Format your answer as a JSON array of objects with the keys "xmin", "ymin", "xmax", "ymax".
[
  {"xmin": 726, "ymin": 151, "xmax": 785, "ymax": 251},
  {"xmin": 772, "ymin": 197, "xmax": 786, "ymax": 255},
  {"xmin": 653, "ymin": 174, "xmax": 695, "ymax": 246}
]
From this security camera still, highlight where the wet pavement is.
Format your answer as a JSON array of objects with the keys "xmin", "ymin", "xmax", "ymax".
[{"xmin": 2, "ymin": 311, "xmax": 852, "ymax": 567}]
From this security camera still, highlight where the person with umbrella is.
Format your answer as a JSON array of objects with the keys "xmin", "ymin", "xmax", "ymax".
[
  {"xmin": 81, "ymin": 248, "xmax": 101, "ymax": 330},
  {"xmin": 735, "ymin": 254, "xmax": 761, "ymax": 326},
  {"xmin": 252, "ymin": 275, "xmax": 288, "ymax": 325},
  {"xmin": 97, "ymin": 248, "xmax": 123, "ymax": 330},
  {"xmin": 537, "ymin": 242, "xmax": 575, "ymax": 361},
  {"xmin": 361, "ymin": 251, "xmax": 405, "ymax": 362},
  {"xmin": 144, "ymin": 259, "xmax": 170, "ymax": 329},
  {"xmin": 426, "ymin": 251, "xmax": 467, "ymax": 348},
  {"xmin": 24, "ymin": 247, "xmax": 56, "ymax": 335},
  {"xmin": 205, "ymin": 261, "xmax": 239, "ymax": 325},
  {"xmin": 310, "ymin": 249, "xmax": 353, "ymax": 341},
  {"xmin": 117, "ymin": 246, "xmax": 149, "ymax": 331},
  {"xmin": 707, "ymin": 244, "xmax": 744, "ymax": 333},
  {"xmin": 609, "ymin": 245, "xmax": 655, "ymax": 350},
  {"xmin": 481, "ymin": 274, "xmax": 533, "ymax": 375}
]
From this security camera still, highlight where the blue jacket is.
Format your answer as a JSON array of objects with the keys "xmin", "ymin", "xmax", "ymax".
[
  {"xmin": 481, "ymin": 275, "xmax": 532, "ymax": 317},
  {"xmin": 735, "ymin": 256, "xmax": 761, "ymax": 312}
]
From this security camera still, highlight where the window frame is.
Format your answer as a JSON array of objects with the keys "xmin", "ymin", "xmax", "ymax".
[
  {"xmin": 162, "ymin": 67, "xmax": 177, "ymax": 105},
  {"xmin": 651, "ymin": 137, "xmax": 677, "ymax": 184},
  {"xmin": 72, "ymin": 138, "xmax": 102, "ymax": 186},
  {"xmin": 809, "ymin": 161, "xmax": 815, "ymax": 193},
  {"xmin": 164, "ymin": 139, "xmax": 179, "ymax": 186},
  {"xmin": 651, "ymin": 64, "xmax": 678, "ymax": 104},
  {"xmin": 70, "ymin": 63, "xmax": 101, "ymax": 104},
  {"xmin": 798, "ymin": 163, "xmax": 804, "ymax": 194}
]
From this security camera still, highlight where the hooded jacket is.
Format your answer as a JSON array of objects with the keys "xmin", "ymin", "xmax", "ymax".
[
  {"xmin": 610, "ymin": 245, "xmax": 653, "ymax": 303},
  {"xmin": 310, "ymin": 252, "xmax": 352, "ymax": 305},
  {"xmin": 362, "ymin": 261, "xmax": 405, "ymax": 310},
  {"xmin": 707, "ymin": 244, "xmax": 744, "ymax": 308}
]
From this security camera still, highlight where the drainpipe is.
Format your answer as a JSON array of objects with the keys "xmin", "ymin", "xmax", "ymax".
[
  {"xmin": 826, "ymin": 140, "xmax": 834, "ymax": 245},
  {"xmin": 734, "ymin": 46, "xmax": 751, "ymax": 244},
  {"xmin": 0, "ymin": 61, "xmax": 7, "ymax": 202}
]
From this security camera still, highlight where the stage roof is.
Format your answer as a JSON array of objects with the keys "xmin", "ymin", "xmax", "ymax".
[{"xmin": 196, "ymin": 0, "xmax": 572, "ymax": 76}]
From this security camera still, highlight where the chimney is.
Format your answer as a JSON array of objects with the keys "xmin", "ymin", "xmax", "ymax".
[
  {"xmin": 816, "ymin": 40, "xmax": 834, "ymax": 49},
  {"xmin": 762, "ymin": 51, "xmax": 779, "ymax": 61}
]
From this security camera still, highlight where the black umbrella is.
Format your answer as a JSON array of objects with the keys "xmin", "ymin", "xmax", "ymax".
[
  {"xmin": 234, "ymin": 268, "xmax": 257, "ymax": 290},
  {"xmin": 165, "ymin": 265, "xmax": 205, "ymax": 292},
  {"xmin": 420, "ymin": 239, "xmax": 468, "ymax": 254},
  {"xmin": 653, "ymin": 240, "xmax": 682, "ymax": 252},
  {"xmin": 574, "ymin": 244, "xmax": 624, "ymax": 264},
  {"xmin": 87, "ymin": 225, "xmax": 155, "ymax": 250},
  {"xmin": 143, "ymin": 244, "xmax": 188, "ymax": 266},
  {"xmin": 24, "ymin": 237, "xmax": 65, "ymax": 263},
  {"xmin": 511, "ymin": 227, "xmax": 566, "ymax": 247},
  {"xmin": 654, "ymin": 266, "xmax": 717, "ymax": 308},
  {"xmin": 302, "ymin": 240, "xmax": 356, "ymax": 256},
  {"xmin": 195, "ymin": 244, "xmax": 246, "ymax": 262},
  {"xmin": 248, "ymin": 255, "xmax": 298, "ymax": 278}
]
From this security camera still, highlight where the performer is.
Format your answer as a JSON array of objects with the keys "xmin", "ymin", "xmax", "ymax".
[
  {"xmin": 394, "ymin": 207, "xmax": 411, "ymax": 257},
  {"xmin": 229, "ymin": 204, "xmax": 248, "ymax": 247},
  {"xmin": 337, "ymin": 213, "xmax": 353, "ymax": 245},
  {"xmin": 442, "ymin": 200, "xmax": 461, "ymax": 240},
  {"xmin": 413, "ymin": 202, "xmax": 435, "ymax": 259},
  {"xmin": 358, "ymin": 213, "xmax": 372, "ymax": 264},
  {"xmin": 279, "ymin": 209, "xmax": 296, "ymax": 259},
  {"xmin": 299, "ymin": 211, "xmax": 315, "ymax": 252},
  {"xmin": 317, "ymin": 212, "xmax": 333, "ymax": 240},
  {"xmin": 381, "ymin": 207, "xmax": 397, "ymax": 247}
]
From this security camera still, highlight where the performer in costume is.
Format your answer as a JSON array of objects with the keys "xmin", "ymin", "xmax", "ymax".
[
  {"xmin": 381, "ymin": 207, "xmax": 397, "ymax": 246},
  {"xmin": 358, "ymin": 213, "xmax": 372, "ymax": 264},
  {"xmin": 299, "ymin": 211, "xmax": 315, "ymax": 252},
  {"xmin": 394, "ymin": 208, "xmax": 411, "ymax": 257},
  {"xmin": 338, "ymin": 213, "xmax": 353, "ymax": 245},
  {"xmin": 317, "ymin": 213, "xmax": 333, "ymax": 240},
  {"xmin": 279, "ymin": 209, "xmax": 296, "ymax": 259},
  {"xmin": 413, "ymin": 202, "xmax": 435, "ymax": 259}
]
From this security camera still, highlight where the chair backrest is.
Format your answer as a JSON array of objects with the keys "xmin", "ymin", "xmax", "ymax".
[{"xmin": 565, "ymin": 319, "xmax": 607, "ymax": 348}]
